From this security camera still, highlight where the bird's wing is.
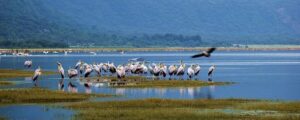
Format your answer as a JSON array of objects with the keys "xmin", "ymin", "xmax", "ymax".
[
  {"xmin": 191, "ymin": 53, "xmax": 205, "ymax": 58},
  {"xmin": 207, "ymin": 48, "xmax": 216, "ymax": 53}
]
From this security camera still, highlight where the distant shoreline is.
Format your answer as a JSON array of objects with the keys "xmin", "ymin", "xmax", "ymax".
[{"xmin": 1, "ymin": 45, "xmax": 300, "ymax": 53}]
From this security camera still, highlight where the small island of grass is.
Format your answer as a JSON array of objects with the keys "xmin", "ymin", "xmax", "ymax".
[
  {"xmin": 92, "ymin": 76, "xmax": 233, "ymax": 88},
  {"xmin": 0, "ymin": 88, "xmax": 112, "ymax": 105}
]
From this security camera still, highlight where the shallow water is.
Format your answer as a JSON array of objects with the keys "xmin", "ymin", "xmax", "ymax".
[
  {"xmin": 0, "ymin": 105, "xmax": 74, "ymax": 120},
  {"xmin": 0, "ymin": 50, "xmax": 300, "ymax": 100}
]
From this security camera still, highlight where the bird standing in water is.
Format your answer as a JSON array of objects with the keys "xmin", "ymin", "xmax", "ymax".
[
  {"xmin": 24, "ymin": 60, "xmax": 32, "ymax": 68},
  {"xmin": 32, "ymin": 66, "xmax": 42, "ymax": 86},
  {"xmin": 208, "ymin": 65, "xmax": 216, "ymax": 81},
  {"xmin": 57, "ymin": 62, "xmax": 65, "ymax": 79}
]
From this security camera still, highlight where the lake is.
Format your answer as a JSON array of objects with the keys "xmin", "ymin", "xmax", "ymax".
[{"xmin": 0, "ymin": 50, "xmax": 300, "ymax": 101}]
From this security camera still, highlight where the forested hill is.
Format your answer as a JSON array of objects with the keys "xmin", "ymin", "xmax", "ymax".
[{"xmin": 0, "ymin": 0, "xmax": 299, "ymax": 48}]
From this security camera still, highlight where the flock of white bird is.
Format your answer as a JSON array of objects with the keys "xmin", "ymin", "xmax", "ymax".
[{"xmin": 25, "ymin": 48, "xmax": 217, "ymax": 88}]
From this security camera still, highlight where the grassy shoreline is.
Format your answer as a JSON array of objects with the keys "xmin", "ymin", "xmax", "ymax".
[
  {"xmin": 1, "ymin": 45, "xmax": 300, "ymax": 53},
  {"xmin": 0, "ymin": 69, "xmax": 56, "ymax": 87},
  {"xmin": 0, "ymin": 88, "xmax": 113, "ymax": 105},
  {"xmin": 0, "ymin": 69, "xmax": 55, "ymax": 80},
  {"xmin": 66, "ymin": 98, "xmax": 300, "ymax": 120}
]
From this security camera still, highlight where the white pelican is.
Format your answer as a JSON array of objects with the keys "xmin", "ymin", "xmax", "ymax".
[
  {"xmin": 75, "ymin": 60, "xmax": 82, "ymax": 69},
  {"xmin": 176, "ymin": 61, "xmax": 186, "ymax": 80},
  {"xmin": 191, "ymin": 47, "xmax": 216, "ymax": 58},
  {"xmin": 24, "ymin": 60, "xmax": 32, "ymax": 68},
  {"xmin": 43, "ymin": 51, "xmax": 49, "ymax": 54},
  {"xmin": 116, "ymin": 65, "xmax": 126, "ymax": 79},
  {"xmin": 108, "ymin": 62, "xmax": 117, "ymax": 75},
  {"xmin": 153, "ymin": 64, "xmax": 160, "ymax": 80},
  {"xmin": 68, "ymin": 68, "xmax": 78, "ymax": 79},
  {"xmin": 187, "ymin": 65, "xmax": 195, "ymax": 80},
  {"xmin": 57, "ymin": 62, "xmax": 65, "ymax": 79},
  {"xmin": 93, "ymin": 64, "xmax": 101, "ymax": 76},
  {"xmin": 84, "ymin": 65, "xmax": 93, "ymax": 78},
  {"xmin": 208, "ymin": 65, "xmax": 216, "ymax": 81},
  {"xmin": 148, "ymin": 64, "xmax": 154, "ymax": 75},
  {"xmin": 32, "ymin": 66, "xmax": 42, "ymax": 82},
  {"xmin": 141, "ymin": 62, "xmax": 148, "ymax": 74},
  {"xmin": 193, "ymin": 64, "xmax": 201, "ymax": 79},
  {"xmin": 101, "ymin": 63, "xmax": 109, "ymax": 73},
  {"xmin": 168, "ymin": 65, "xmax": 177, "ymax": 80},
  {"xmin": 160, "ymin": 64, "xmax": 167, "ymax": 78}
]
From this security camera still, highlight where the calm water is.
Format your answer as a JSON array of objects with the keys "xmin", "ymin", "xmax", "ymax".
[
  {"xmin": 0, "ymin": 50, "xmax": 300, "ymax": 100},
  {"xmin": 0, "ymin": 105, "xmax": 74, "ymax": 120}
]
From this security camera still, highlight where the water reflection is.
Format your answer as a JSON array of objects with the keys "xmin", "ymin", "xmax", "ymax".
[
  {"xmin": 58, "ymin": 78, "xmax": 64, "ymax": 91},
  {"xmin": 67, "ymin": 82, "xmax": 78, "ymax": 93}
]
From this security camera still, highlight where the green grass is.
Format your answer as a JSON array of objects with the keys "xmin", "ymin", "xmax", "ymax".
[
  {"xmin": 91, "ymin": 76, "xmax": 233, "ymax": 88},
  {"xmin": 0, "ymin": 88, "xmax": 112, "ymax": 105},
  {"xmin": 66, "ymin": 99, "xmax": 300, "ymax": 120},
  {"xmin": 114, "ymin": 80, "xmax": 232, "ymax": 88},
  {"xmin": 0, "ymin": 69, "xmax": 55, "ymax": 80},
  {"xmin": 0, "ymin": 81, "xmax": 14, "ymax": 86}
]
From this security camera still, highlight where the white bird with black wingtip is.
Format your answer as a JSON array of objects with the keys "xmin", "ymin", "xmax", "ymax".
[
  {"xmin": 208, "ymin": 65, "xmax": 216, "ymax": 81},
  {"xmin": 57, "ymin": 62, "xmax": 65, "ymax": 79},
  {"xmin": 24, "ymin": 60, "xmax": 32, "ymax": 68}
]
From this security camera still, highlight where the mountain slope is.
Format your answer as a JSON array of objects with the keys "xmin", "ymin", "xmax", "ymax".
[{"xmin": 0, "ymin": 0, "xmax": 299, "ymax": 48}]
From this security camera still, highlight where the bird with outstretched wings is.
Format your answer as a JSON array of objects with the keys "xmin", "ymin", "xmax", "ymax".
[{"xmin": 191, "ymin": 47, "xmax": 216, "ymax": 58}]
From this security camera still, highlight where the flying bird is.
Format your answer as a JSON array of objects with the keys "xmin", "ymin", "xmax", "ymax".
[{"xmin": 191, "ymin": 48, "xmax": 216, "ymax": 58}]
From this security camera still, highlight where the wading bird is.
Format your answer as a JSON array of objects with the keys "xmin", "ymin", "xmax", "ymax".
[
  {"xmin": 108, "ymin": 62, "xmax": 117, "ymax": 75},
  {"xmin": 168, "ymin": 65, "xmax": 177, "ymax": 80},
  {"xmin": 68, "ymin": 68, "xmax": 78, "ymax": 79},
  {"xmin": 24, "ymin": 60, "xmax": 32, "ymax": 68},
  {"xmin": 176, "ymin": 61, "xmax": 186, "ymax": 80},
  {"xmin": 75, "ymin": 60, "xmax": 82, "ymax": 69},
  {"xmin": 187, "ymin": 65, "xmax": 195, "ymax": 80},
  {"xmin": 57, "ymin": 62, "xmax": 65, "ymax": 78},
  {"xmin": 93, "ymin": 63, "xmax": 101, "ymax": 76},
  {"xmin": 193, "ymin": 64, "xmax": 201, "ymax": 80},
  {"xmin": 208, "ymin": 65, "xmax": 216, "ymax": 81},
  {"xmin": 160, "ymin": 64, "xmax": 167, "ymax": 79},
  {"xmin": 153, "ymin": 64, "xmax": 161, "ymax": 80},
  {"xmin": 191, "ymin": 47, "xmax": 216, "ymax": 58},
  {"xmin": 32, "ymin": 66, "xmax": 42, "ymax": 86},
  {"xmin": 84, "ymin": 65, "xmax": 93, "ymax": 78},
  {"xmin": 116, "ymin": 65, "xmax": 126, "ymax": 79}
]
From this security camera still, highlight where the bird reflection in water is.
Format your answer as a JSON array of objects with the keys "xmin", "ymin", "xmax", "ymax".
[
  {"xmin": 68, "ymin": 82, "xmax": 78, "ymax": 93},
  {"xmin": 115, "ymin": 88, "xmax": 126, "ymax": 95},
  {"xmin": 156, "ymin": 88, "xmax": 166, "ymax": 96},
  {"xmin": 58, "ymin": 78, "xmax": 64, "ymax": 91},
  {"xmin": 84, "ymin": 82, "xmax": 92, "ymax": 94}
]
